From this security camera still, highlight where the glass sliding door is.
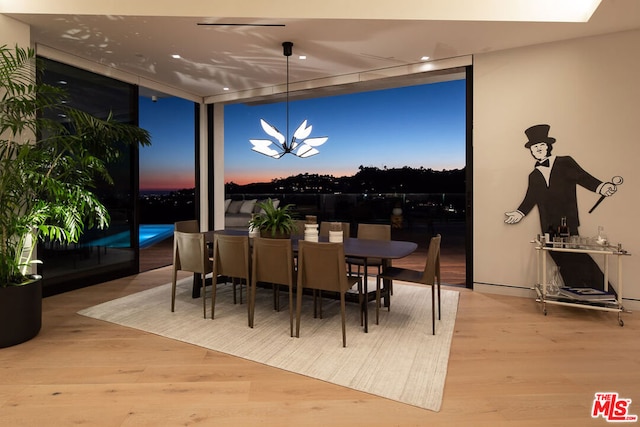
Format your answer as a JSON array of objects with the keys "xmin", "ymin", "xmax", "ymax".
[
  {"xmin": 138, "ymin": 95, "xmax": 197, "ymax": 272},
  {"xmin": 37, "ymin": 58, "xmax": 139, "ymax": 296}
]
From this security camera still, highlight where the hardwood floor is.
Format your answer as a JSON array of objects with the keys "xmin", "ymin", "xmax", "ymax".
[{"xmin": 1, "ymin": 264, "xmax": 637, "ymax": 426}]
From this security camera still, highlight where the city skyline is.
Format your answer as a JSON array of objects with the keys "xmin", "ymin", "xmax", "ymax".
[{"xmin": 139, "ymin": 79, "xmax": 466, "ymax": 191}]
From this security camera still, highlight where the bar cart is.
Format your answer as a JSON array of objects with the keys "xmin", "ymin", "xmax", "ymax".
[{"xmin": 533, "ymin": 237, "xmax": 631, "ymax": 326}]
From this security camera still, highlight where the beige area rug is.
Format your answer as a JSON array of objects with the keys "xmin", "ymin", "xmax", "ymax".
[{"xmin": 78, "ymin": 278, "xmax": 459, "ymax": 412}]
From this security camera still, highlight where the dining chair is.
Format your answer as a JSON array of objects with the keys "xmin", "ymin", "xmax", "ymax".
[
  {"xmin": 250, "ymin": 237, "xmax": 295, "ymax": 336},
  {"xmin": 296, "ymin": 240, "xmax": 362, "ymax": 347},
  {"xmin": 172, "ymin": 231, "xmax": 212, "ymax": 318},
  {"xmin": 347, "ymin": 223, "xmax": 391, "ymax": 276},
  {"xmin": 174, "ymin": 219, "xmax": 199, "ymax": 233},
  {"xmin": 291, "ymin": 220, "xmax": 306, "ymax": 237},
  {"xmin": 319, "ymin": 221, "xmax": 350, "ymax": 240},
  {"xmin": 375, "ymin": 234, "xmax": 441, "ymax": 334},
  {"xmin": 211, "ymin": 233, "xmax": 250, "ymax": 321},
  {"xmin": 174, "ymin": 219, "xmax": 214, "ymax": 298},
  {"xmin": 173, "ymin": 220, "xmax": 200, "ymax": 266}
]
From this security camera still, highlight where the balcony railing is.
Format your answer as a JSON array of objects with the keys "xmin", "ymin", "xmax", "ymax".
[{"xmin": 225, "ymin": 192, "xmax": 466, "ymax": 226}]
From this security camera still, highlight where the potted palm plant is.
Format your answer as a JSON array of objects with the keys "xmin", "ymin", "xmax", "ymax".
[
  {"xmin": 248, "ymin": 198, "xmax": 298, "ymax": 238},
  {"xmin": 0, "ymin": 45, "xmax": 151, "ymax": 347}
]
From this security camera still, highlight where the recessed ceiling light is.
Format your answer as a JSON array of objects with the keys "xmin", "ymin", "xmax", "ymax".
[
  {"xmin": 421, "ymin": 56, "xmax": 430, "ymax": 61},
  {"xmin": 171, "ymin": 54, "xmax": 181, "ymax": 59},
  {"xmin": 299, "ymin": 55, "xmax": 307, "ymax": 60},
  {"xmin": 223, "ymin": 87, "xmax": 230, "ymax": 91}
]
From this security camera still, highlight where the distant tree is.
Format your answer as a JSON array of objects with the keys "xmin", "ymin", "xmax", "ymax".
[{"xmin": 224, "ymin": 166, "xmax": 465, "ymax": 195}]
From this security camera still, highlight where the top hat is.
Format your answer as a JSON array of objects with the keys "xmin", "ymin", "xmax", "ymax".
[{"xmin": 524, "ymin": 124, "xmax": 556, "ymax": 148}]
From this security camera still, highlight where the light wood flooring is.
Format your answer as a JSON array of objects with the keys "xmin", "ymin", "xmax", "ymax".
[{"xmin": 1, "ymin": 264, "xmax": 638, "ymax": 425}]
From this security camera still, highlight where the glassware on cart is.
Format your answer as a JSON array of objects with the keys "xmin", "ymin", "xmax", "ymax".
[
  {"xmin": 547, "ymin": 266, "xmax": 562, "ymax": 296},
  {"xmin": 596, "ymin": 225, "xmax": 608, "ymax": 246}
]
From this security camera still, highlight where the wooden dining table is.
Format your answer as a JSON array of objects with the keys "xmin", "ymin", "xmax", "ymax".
[{"xmin": 193, "ymin": 229, "xmax": 417, "ymax": 332}]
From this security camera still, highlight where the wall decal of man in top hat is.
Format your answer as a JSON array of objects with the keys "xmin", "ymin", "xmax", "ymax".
[{"xmin": 504, "ymin": 124, "xmax": 622, "ymax": 290}]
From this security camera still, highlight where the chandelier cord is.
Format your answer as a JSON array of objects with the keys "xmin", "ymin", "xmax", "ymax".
[{"xmin": 286, "ymin": 52, "xmax": 290, "ymax": 151}]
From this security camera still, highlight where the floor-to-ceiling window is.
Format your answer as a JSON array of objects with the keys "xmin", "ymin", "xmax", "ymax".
[
  {"xmin": 223, "ymin": 76, "xmax": 469, "ymax": 286},
  {"xmin": 138, "ymin": 95, "xmax": 196, "ymax": 272},
  {"xmin": 38, "ymin": 58, "xmax": 139, "ymax": 296}
]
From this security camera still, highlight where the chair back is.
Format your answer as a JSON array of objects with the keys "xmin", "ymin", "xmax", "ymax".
[
  {"xmin": 252, "ymin": 237, "xmax": 294, "ymax": 286},
  {"xmin": 213, "ymin": 234, "xmax": 250, "ymax": 280},
  {"xmin": 174, "ymin": 220, "xmax": 199, "ymax": 233},
  {"xmin": 352, "ymin": 223, "xmax": 391, "ymax": 267},
  {"xmin": 319, "ymin": 222, "xmax": 351, "ymax": 239},
  {"xmin": 174, "ymin": 231, "xmax": 210, "ymax": 274},
  {"xmin": 297, "ymin": 240, "xmax": 348, "ymax": 293},
  {"xmin": 420, "ymin": 234, "xmax": 441, "ymax": 285},
  {"xmin": 291, "ymin": 220, "xmax": 306, "ymax": 237},
  {"xmin": 356, "ymin": 223, "xmax": 390, "ymax": 241}
]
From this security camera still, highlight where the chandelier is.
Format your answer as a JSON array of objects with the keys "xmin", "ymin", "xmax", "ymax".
[{"xmin": 250, "ymin": 42, "xmax": 328, "ymax": 159}]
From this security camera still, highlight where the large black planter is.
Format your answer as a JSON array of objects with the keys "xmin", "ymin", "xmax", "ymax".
[{"xmin": 0, "ymin": 277, "xmax": 42, "ymax": 348}]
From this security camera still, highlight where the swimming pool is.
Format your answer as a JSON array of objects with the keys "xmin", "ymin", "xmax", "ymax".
[{"xmin": 87, "ymin": 224, "xmax": 174, "ymax": 249}]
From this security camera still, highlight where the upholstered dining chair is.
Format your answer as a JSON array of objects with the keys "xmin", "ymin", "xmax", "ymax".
[
  {"xmin": 291, "ymin": 220, "xmax": 306, "ymax": 237},
  {"xmin": 211, "ymin": 233, "xmax": 250, "ymax": 321},
  {"xmin": 250, "ymin": 237, "xmax": 295, "ymax": 336},
  {"xmin": 319, "ymin": 221, "xmax": 350, "ymax": 240},
  {"xmin": 375, "ymin": 234, "xmax": 441, "ymax": 334},
  {"xmin": 296, "ymin": 240, "xmax": 362, "ymax": 347},
  {"xmin": 173, "ymin": 220, "xmax": 200, "ymax": 269},
  {"xmin": 347, "ymin": 223, "xmax": 391, "ymax": 277},
  {"xmin": 172, "ymin": 230, "xmax": 212, "ymax": 318},
  {"xmin": 174, "ymin": 219, "xmax": 199, "ymax": 233}
]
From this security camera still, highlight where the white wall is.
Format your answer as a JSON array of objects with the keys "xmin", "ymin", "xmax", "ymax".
[
  {"xmin": 473, "ymin": 29, "xmax": 640, "ymax": 309},
  {"xmin": 0, "ymin": 15, "xmax": 30, "ymax": 51}
]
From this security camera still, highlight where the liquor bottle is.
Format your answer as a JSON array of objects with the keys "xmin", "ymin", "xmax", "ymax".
[
  {"xmin": 558, "ymin": 216, "xmax": 570, "ymax": 247},
  {"xmin": 546, "ymin": 225, "xmax": 556, "ymax": 247}
]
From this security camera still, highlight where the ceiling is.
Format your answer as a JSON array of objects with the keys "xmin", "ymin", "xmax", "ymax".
[{"xmin": 3, "ymin": 1, "xmax": 640, "ymax": 103}]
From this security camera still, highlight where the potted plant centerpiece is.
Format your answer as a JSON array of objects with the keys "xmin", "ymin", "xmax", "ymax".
[
  {"xmin": 0, "ymin": 45, "xmax": 151, "ymax": 348},
  {"xmin": 248, "ymin": 199, "xmax": 298, "ymax": 238}
]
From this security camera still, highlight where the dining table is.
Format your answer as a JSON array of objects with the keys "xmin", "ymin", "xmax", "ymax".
[{"xmin": 193, "ymin": 229, "xmax": 418, "ymax": 332}]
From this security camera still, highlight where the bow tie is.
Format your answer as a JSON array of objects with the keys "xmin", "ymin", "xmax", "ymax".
[{"xmin": 536, "ymin": 159, "xmax": 550, "ymax": 167}]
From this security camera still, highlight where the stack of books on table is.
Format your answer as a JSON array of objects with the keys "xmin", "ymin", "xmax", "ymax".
[{"xmin": 557, "ymin": 287, "xmax": 617, "ymax": 302}]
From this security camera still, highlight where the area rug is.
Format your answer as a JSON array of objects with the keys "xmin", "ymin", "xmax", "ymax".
[{"xmin": 78, "ymin": 278, "xmax": 459, "ymax": 411}]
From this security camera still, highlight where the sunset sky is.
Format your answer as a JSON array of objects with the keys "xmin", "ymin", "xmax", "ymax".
[{"xmin": 139, "ymin": 79, "xmax": 466, "ymax": 191}]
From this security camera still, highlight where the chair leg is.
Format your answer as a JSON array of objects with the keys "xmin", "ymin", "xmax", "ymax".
[
  {"xmin": 273, "ymin": 283, "xmax": 280, "ymax": 312},
  {"xmin": 340, "ymin": 292, "xmax": 347, "ymax": 347},
  {"xmin": 358, "ymin": 278, "xmax": 364, "ymax": 326},
  {"xmin": 431, "ymin": 284, "xmax": 436, "ymax": 335},
  {"xmin": 288, "ymin": 284, "xmax": 294, "ymax": 337},
  {"xmin": 232, "ymin": 279, "xmax": 237, "ymax": 305},
  {"xmin": 295, "ymin": 286, "xmax": 303, "ymax": 338},
  {"xmin": 171, "ymin": 266, "xmax": 178, "ymax": 312},
  {"xmin": 211, "ymin": 277, "xmax": 217, "ymax": 319},
  {"xmin": 249, "ymin": 280, "xmax": 255, "ymax": 328},
  {"xmin": 437, "ymin": 277, "xmax": 441, "ymax": 320},
  {"xmin": 386, "ymin": 279, "xmax": 391, "ymax": 312},
  {"xmin": 312, "ymin": 290, "xmax": 318, "ymax": 318},
  {"xmin": 375, "ymin": 276, "xmax": 381, "ymax": 325},
  {"xmin": 201, "ymin": 273, "xmax": 207, "ymax": 319}
]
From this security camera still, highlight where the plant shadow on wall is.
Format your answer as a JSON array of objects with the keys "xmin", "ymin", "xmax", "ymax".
[{"xmin": 0, "ymin": 45, "xmax": 150, "ymax": 347}]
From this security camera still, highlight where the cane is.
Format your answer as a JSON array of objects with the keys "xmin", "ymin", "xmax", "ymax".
[{"xmin": 588, "ymin": 176, "xmax": 623, "ymax": 214}]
